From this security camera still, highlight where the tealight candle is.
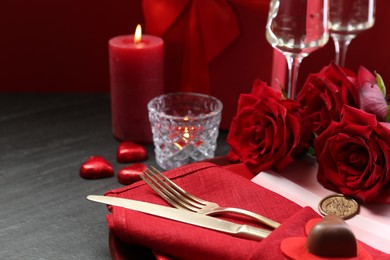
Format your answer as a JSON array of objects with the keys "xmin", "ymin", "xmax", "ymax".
[{"xmin": 109, "ymin": 25, "xmax": 164, "ymax": 143}]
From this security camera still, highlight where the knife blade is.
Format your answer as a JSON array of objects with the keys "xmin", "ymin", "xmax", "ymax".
[{"xmin": 87, "ymin": 195, "xmax": 270, "ymax": 241}]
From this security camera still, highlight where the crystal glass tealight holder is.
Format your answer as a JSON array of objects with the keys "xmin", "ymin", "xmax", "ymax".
[{"xmin": 148, "ymin": 92, "xmax": 223, "ymax": 170}]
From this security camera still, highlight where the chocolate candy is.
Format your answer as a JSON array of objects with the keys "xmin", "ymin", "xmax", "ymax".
[
  {"xmin": 118, "ymin": 163, "xmax": 148, "ymax": 185},
  {"xmin": 117, "ymin": 141, "xmax": 148, "ymax": 163},
  {"xmin": 306, "ymin": 215, "xmax": 357, "ymax": 257},
  {"xmin": 80, "ymin": 156, "xmax": 114, "ymax": 179}
]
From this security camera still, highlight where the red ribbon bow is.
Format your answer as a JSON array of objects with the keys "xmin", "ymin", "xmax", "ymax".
[{"xmin": 143, "ymin": 0, "xmax": 241, "ymax": 94}]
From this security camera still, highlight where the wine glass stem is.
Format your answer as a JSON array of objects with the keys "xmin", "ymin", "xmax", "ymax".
[
  {"xmin": 285, "ymin": 54, "xmax": 303, "ymax": 100},
  {"xmin": 333, "ymin": 37, "xmax": 352, "ymax": 67}
]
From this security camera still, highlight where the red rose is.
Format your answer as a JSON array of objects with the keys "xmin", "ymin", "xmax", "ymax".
[
  {"xmin": 297, "ymin": 63, "xmax": 359, "ymax": 135},
  {"xmin": 227, "ymin": 80, "xmax": 311, "ymax": 174},
  {"xmin": 314, "ymin": 105, "xmax": 390, "ymax": 203}
]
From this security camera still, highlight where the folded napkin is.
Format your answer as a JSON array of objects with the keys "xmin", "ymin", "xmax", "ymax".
[{"xmin": 104, "ymin": 162, "xmax": 387, "ymax": 259}]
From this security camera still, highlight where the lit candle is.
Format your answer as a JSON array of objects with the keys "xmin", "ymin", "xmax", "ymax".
[
  {"xmin": 109, "ymin": 24, "xmax": 164, "ymax": 143},
  {"xmin": 172, "ymin": 116, "xmax": 204, "ymax": 150}
]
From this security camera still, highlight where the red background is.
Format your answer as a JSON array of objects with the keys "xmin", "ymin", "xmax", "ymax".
[
  {"xmin": 0, "ymin": 0, "xmax": 144, "ymax": 92},
  {"xmin": 0, "ymin": 0, "xmax": 389, "ymax": 93}
]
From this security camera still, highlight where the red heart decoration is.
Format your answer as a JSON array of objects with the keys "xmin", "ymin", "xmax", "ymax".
[
  {"xmin": 280, "ymin": 217, "xmax": 372, "ymax": 260},
  {"xmin": 117, "ymin": 141, "xmax": 147, "ymax": 163},
  {"xmin": 80, "ymin": 156, "xmax": 114, "ymax": 179},
  {"xmin": 118, "ymin": 163, "xmax": 148, "ymax": 185}
]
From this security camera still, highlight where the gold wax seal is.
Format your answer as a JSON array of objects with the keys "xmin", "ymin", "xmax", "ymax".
[{"xmin": 319, "ymin": 194, "xmax": 359, "ymax": 220}]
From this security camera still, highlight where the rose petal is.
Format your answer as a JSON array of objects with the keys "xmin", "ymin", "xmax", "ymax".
[{"xmin": 358, "ymin": 66, "xmax": 376, "ymax": 87}]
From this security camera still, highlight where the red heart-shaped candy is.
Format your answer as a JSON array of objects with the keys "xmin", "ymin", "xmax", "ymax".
[
  {"xmin": 80, "ymin": 156, "xmax": 114, "ymax": 179},
  {"xmin": 117, "ymin": 141, "xmax": 147, "ymax": 163},
  {"xmin": 118, "ymin": 163, "xmax": 147, "ymax": 185}
]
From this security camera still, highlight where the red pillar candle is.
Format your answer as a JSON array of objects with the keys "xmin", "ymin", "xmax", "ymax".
[{"xmin": 109, "ymin": 25, "xmax": 164, "ymax": 143}]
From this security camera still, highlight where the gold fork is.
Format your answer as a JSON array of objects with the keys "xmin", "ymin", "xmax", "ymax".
[{"xmin": 140, "ymin": 167, "xmax": 280, "ymax": 229}]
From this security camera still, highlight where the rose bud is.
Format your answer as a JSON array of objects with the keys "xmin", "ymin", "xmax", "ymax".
[{"xmin": 357, "ymin": 66, "xmax": 388, "ymax": 121}]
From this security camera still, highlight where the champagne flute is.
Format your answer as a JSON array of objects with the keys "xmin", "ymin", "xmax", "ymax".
[
  {"xmin": 266, "ymin": 0, "xmax": 329, "ymax": 99},
  {"xmin": 329, "ymin": 0, "xmax": 376, "ymax": 67}
]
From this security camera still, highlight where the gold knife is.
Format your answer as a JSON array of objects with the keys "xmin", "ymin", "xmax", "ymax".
[{"xmin": 87, "ymin": 195, "xmax": 271, "ymax": 241}]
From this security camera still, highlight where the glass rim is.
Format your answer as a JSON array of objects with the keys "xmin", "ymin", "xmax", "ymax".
[{"xmin": 147, "ymin": 92, "xmax": 223, "ymax": 121}]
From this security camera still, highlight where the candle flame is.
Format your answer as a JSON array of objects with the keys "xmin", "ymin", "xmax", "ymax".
[
  {"xmin": 134, "ymin": 24, "xmax": 142, "ymax": 43},
  {"xmin": 183, "ymin": 127, "xmax": 190, "ymax": 139}
]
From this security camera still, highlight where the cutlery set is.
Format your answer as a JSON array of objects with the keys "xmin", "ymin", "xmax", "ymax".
[
  {"xmin": 87, "ymin": 167, "xmax": 279, "ymax": 241},
  {"xmin": 141, "ymin": 167, "xmax": 280, "ymax": 229}
]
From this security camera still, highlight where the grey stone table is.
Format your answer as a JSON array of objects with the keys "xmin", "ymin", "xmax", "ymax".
[{"xmin": 0, "ymin": 94, "xmax": 230, "ymax": 260}]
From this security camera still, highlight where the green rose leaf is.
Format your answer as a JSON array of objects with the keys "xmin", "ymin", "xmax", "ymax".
[
  {"xmin": 386, "ymin": 105, "xmax": 390, "ymax": 122},
  {"xmin": 375, "ymin": 71, "xmax": 386, "ymax": 96}
]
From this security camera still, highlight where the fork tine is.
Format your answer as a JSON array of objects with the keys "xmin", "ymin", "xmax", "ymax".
[
  {"xmin": 145, "ymin": 168, "xmax": 204, "ymax": 209},
  {"xmin": 139, "ymin": 174, "xmax": 185, "ymax": 210},
  {"xmin": 142, "ymin": 169, "xmax": 200, "ymax": 211},
  {"xmin": 145, "ymin": 168, "xmax": 206, "ymax": 209},
  {"xmin": 149, "ymin": 166, "xmax": 208, "ymax": 205}
]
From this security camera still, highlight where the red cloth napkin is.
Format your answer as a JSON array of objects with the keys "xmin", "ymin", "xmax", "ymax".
[{"xmin": 104, "ymin": 162, "xmax": 388, "ymax": 259}]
